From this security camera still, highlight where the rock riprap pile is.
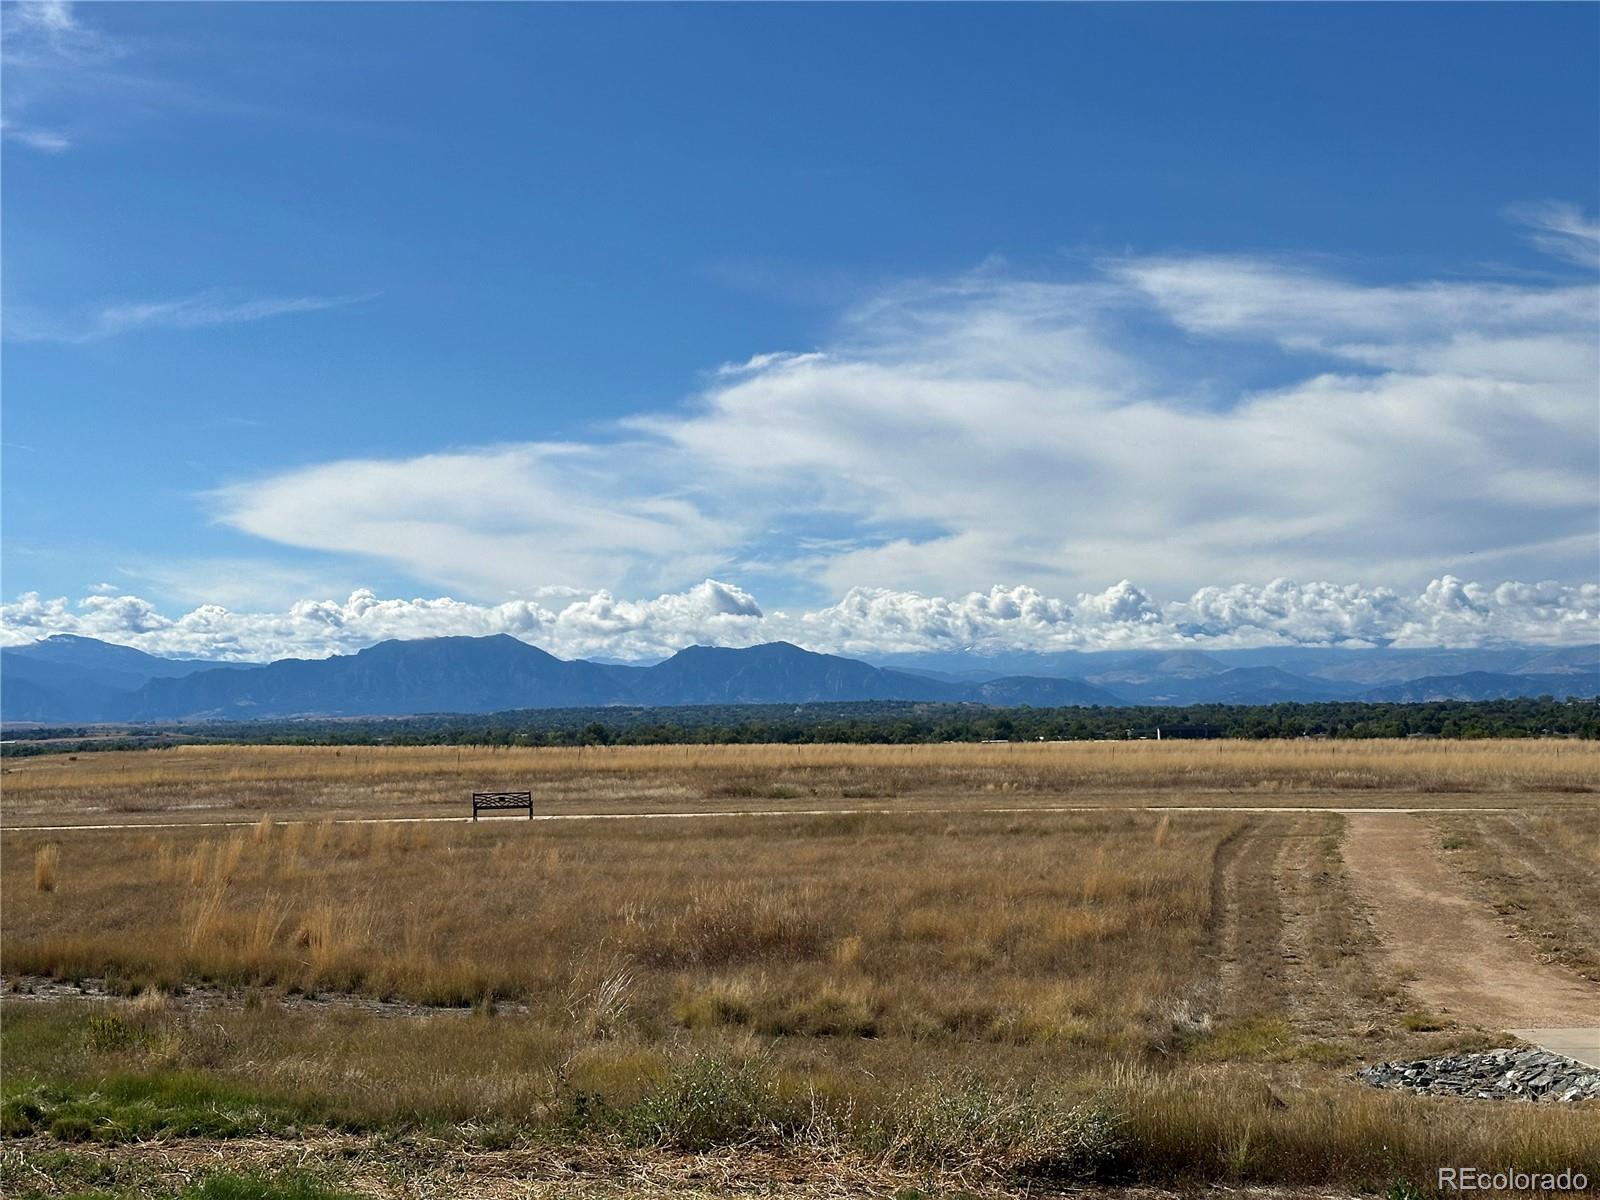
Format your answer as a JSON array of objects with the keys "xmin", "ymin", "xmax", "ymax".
[{"xmin": 1358, "ymin": 1048, "xmax": 1599, "ymax": 1102}]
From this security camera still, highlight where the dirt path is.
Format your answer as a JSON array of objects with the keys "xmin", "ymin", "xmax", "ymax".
[{"xmin": 1342, "ymin": 812, "xmax": 1598, "ymax": 1030}]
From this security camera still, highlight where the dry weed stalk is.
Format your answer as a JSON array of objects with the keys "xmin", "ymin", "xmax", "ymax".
[{"xmin": 33, "ymin": 844, "xmax": 59, "ymax": 892}]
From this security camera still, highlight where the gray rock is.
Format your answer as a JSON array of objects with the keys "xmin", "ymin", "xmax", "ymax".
[{"xmin": 1356, "ymin": 1047, "xmax": 1598, "ymax": 1103}]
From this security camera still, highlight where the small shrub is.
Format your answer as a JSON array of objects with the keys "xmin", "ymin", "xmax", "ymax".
[
  {"xmin": 888, "ymin": 1081, "xmax": 1126, "ymax": 1180},
  {"xmin": 85, "ymin": 1012, "xmax": 139, "ymax": 1053},
  {"xmin": 672, "ymin": 983, "xmax": 754, "ymax": 1029},
  {"xmin": 49, "ymin": 1113, "xmax": 97, "ymax": 1142},
  {"xmin": 1, "ymin": 1094, "xmax": 44, "ymax": 1137},
  {"xmin": 624, "ymin": 1054, "xmax": 795, "ymax": 1150},
  {"xmin": 1401, "ymin": 1010, "xmax": 1449, "ymax": 1032}
]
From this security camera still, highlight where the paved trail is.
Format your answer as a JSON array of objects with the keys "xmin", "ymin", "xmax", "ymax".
[
  {"xmin": 1343, "ymin": 811, "xmax": 1598, "ymax": 1065},
  {"xmin": 6, "ymin": 803, "xmax": 1513, "ymax": 834}
]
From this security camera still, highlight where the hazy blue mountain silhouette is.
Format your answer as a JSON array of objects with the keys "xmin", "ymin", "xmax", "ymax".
[
  {"xmin": 1101, "ymin": 666, "xmax": 1361, "ymax": 705},
  {"xmin": 127, "ymin": 634, "xmax": 618, "ymax": 719},
  {"xmin": 3, "ymin": 633, "xmax": 1597, "ymax": 722},
  {"xmin": 969, "ymin": 675, "xmax": 1124, "ymax": 706},
  {"xmin": 1360, "ymin": 671, "xmax": 1600, "ymax": 702},
  {"xmin": 1, "ymin": 635, "xmax": 256, "ymax": 722},
  {"xmin": 627, "ymin": 642, "xmax": 966, "ymax": 705}
]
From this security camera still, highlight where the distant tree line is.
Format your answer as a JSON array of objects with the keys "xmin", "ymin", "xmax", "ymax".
[{"xmin": 3, "ymin": 696, "xmax": 1596, "ymax": 757}]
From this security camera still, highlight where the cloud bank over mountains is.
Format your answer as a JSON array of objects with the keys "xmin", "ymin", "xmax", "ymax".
[
  {"xmin": 209, "ymin": 229, "xmax": 1598, "ymax": 605},
  {"xmin": 3, "ymin": 576, "xmax": 1594, "ymax": 664}
]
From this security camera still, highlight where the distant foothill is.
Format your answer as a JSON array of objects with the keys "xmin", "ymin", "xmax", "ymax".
[{"xmin": 1, "ymin": 632, "xmax": 1596, "ymax": 725}]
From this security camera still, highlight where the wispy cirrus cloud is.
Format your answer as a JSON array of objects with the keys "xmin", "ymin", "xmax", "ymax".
[
  {"xmin": 1509, "ymin": 201, "xmax": 1600, "ymax": 269},
  {"xmin": 1, "ymin": 124, "xmax": 69, "ymax": 151},
  {"xmin": 207, "ymin": 207, "xmax": 1598, "ymax": 607},
  {"xmin": 4, "ymin": 289, "xmax": 371, "ymax": 343},
  {"xmin": 1, "ymin": 0, "xmax": 124, "ymax": 152}
]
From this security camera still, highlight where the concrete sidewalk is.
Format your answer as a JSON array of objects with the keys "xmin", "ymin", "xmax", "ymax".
[{"xmin": 1509, "ymin": 1028, "xmax": 1600, "ymax": 1070}]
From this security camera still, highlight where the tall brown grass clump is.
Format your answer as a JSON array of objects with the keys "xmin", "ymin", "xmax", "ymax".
[
  {"xmin": 33, "ymin": 843, "xmax": 59, "ymax": 892},
  {"xmin": 311, "ymin": 819, "xmax": 334, "ymax": 852},
  {"xmin": 1153, "ymin": 813, "xmax": 1171, "ymax": 847}
]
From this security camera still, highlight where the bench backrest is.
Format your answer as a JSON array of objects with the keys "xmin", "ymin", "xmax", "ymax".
[{"xmin": 471, "ymin": 791, "xmax": 533, "ymax": 820}]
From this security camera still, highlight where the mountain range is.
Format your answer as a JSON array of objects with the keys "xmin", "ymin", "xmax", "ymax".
[{"xmin": 2, "ymin": 634, "xmax": 1596, "ymax": 724}]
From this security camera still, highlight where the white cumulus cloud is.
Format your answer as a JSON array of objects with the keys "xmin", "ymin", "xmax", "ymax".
[{"xmin": 3, "ymin": 576, "xmax": 1594, "ymax": 663}]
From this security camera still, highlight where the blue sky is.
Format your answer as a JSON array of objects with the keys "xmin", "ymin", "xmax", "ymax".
[{"xmin": 3, "ymin": 2, "xmax": 1597, "ymax": 660}]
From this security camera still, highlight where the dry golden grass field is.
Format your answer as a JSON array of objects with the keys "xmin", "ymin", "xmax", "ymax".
[
  {"xmin": 2, "ymin": 740, "xmax": 1598, "ymax": 1199},
  {"xmin": 3, "ymin": 738, "xmax": 1598, "ymax": 826}
]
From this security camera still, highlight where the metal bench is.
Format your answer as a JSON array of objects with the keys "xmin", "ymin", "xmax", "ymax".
[{"xmin": 471, "ymin": 790, "xmax": 533, "ymax": 821}]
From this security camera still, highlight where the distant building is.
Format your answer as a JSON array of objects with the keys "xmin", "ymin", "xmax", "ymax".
[{"xmin": 1124, "ymin": 725, "xmax": 1224, "ymax": 740}]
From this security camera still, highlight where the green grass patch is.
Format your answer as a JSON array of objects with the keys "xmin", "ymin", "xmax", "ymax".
[
  {"xmin": 1401, "ymin": 1010, "xmax": 1451, "ymax": 1032},
  {"xmin": 1293, "ymin": 1040, "xmax": 1354, "ymax": 1065},
  {"xmin": 1184, "ymin": 1014, "xmax": 1295, "ymax": 1061},
  {"xmin": 183, "ymin": 1172, "xmax": 361, "ymax": 1200},
  {"xmin": 0, "ymin": 1147, "xmax": 359, "ymax": 1200},
  {"xmin": 0, "ymin": 1162, "xmax": 359, "ymax": 1200},
  {"xmin": 1, "ymin": 1074, "xmax": 323, "ymax": 1144}
]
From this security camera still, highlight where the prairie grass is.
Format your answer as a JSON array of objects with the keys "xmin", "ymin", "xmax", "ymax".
[
  {"xmin": 3, "ymin": 1003, "xmax": 1595, "ymax": 1191},
  {"xmin": 2, "ymin": 739, "xmax": 1594, "ymax": 829},
  {"xmin": 3, "ymin": 742, "xmax": 1596, "ymax": 1193},
  {"xmin": 1437, "ymin": 806, "xmax": 1600, "ymax": 980},
  {"xmin": 32, "ymin": 843, "xmax": 58, "ymax": 892},
  {"xmin": 3, "ymin": 810, "xmax": 1222, "ymax": 1041}
]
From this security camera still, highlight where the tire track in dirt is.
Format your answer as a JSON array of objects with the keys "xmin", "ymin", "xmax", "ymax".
[
  {"xmin": 1207, "ymin": 814, "xmax": 1294, "ymax": 1020},
  {"xmin": 1343, "ymin": 811, "xmax": 1599, "ymax": 1030},
  {"xmin": 1203, "ymin": 815, "xmax": 1251, "ymax": 1015},
  {"xmin": 1274, "ymin": 813, "xmax": 1348, "ymax": 1031},
  {"xmin": 1274, "ymin": 812, "xmax": 1395, "ymax": 1040},
  {"xmin": 1461, "ymin": 813, "xmax": 1600, "ymax": 978}
]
